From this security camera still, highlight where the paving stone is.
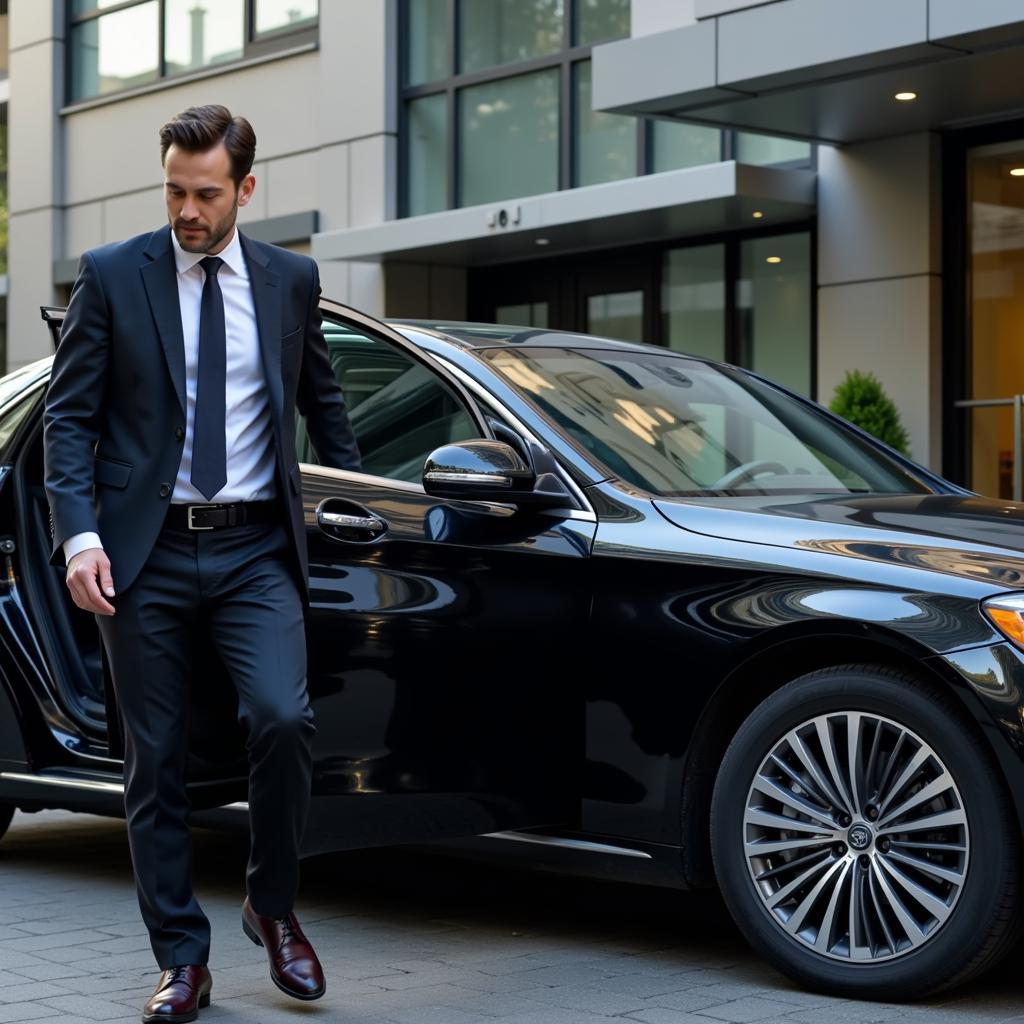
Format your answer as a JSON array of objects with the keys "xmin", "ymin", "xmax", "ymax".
[
  {"xmin": 697, "ymin": 996, "xmax": 808, "ymax": 1022},
  {"xmin": 0, "ymin": 1004, "xmax": 61, "ymax": 1023},
  {"xmin": 0, "ymin": 983, "xmax": 70, "ymax": 1006}
]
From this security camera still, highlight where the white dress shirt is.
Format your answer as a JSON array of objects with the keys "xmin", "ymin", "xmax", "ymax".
[{"xmin": 63, "ymin": 226, "xmax": 278, "ymax": 564}]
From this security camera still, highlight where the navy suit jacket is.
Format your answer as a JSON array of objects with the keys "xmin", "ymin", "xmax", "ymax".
[{"xmin": 42, "ymin": 224, "xmax": 361, "ymax": 604}]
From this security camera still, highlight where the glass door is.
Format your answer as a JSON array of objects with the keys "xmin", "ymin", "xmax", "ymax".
[
  {"xmin": 966, "ymin": 139, "xmax": 1024, "ymax": 497},
  {"xmin": 577, "ymin": 264, "xmax": 654, "ymax": 343}
]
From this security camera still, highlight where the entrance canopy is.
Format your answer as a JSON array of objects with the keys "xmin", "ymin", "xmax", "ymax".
[
  {"xmin": 312, "ymin": 161, "xmax": 814, "ymax": 266},
  {"xmin": 593, "ymin": 1, "xmax": 1024, "ymax": 145}
]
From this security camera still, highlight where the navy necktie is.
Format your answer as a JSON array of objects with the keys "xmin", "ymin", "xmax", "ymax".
[{"xmin": 190, "ymin": 256, "xmax": 227, "ymax": 500}]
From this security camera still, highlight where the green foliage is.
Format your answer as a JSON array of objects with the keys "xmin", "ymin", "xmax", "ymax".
[{"xmin": 829, "ymin": 370, "xmax": 910, "ymax": 455}]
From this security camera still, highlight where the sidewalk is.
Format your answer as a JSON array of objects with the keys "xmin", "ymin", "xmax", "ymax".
[{"xmin": 0, "ymin": 809, "xmax": 1019, "ymax": 1024}]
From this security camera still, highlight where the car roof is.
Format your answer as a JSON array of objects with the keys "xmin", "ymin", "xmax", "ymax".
[{"xmin": 385, "ymin": 318, "xmax": 684, "ymax": 356}]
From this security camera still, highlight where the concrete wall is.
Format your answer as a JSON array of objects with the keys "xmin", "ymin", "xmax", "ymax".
[
  {"xmin": 816, "ymin": 133, "xmax": 942, "ymax": 467},
  {"xmin": 7, "ymin": 0, "xmax": 397, "ymax": 370}
]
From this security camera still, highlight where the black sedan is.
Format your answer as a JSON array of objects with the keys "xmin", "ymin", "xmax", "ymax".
[{"xmin": 2, "ymin": 302, "xmax": 1024, "ymax": 1000}]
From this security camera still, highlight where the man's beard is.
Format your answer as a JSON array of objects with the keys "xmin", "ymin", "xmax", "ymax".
[{"xmin": 171, "ymin": 200, "xmax": 238, "ymax": 254}]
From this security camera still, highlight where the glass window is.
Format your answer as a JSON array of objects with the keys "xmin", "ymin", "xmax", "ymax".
[
  {"xmin": 737, "ymin": 233, "xmax": 812, "ymax": 396},
  {"xmin": 662, "ymin": 244, "xmax": 725, "ymax": 360},
  {"xmin": 406, "ymin": 93, "xmax": 447, "ymax": 216},
  {"xmin": 254, "ymin": 0, "xmax": 318, "ymax": 36},
  {"xmin": 496, "ymin": 302, "xmax": 549, "ymax": 328},
  {"xmin": 0, "ymin": 103, "xmax": 7, "ymax": 277},
  {"xmin": 459, "ymin": 0, "xmax": 563, "ymax": 74},
  {"xmin": 484, "ymin": 347, "xmax": 924, "ymax": 497},
  {"xmin": 71, "ymin": 0, "xmax": 124, "ymax": 13},
  {"xmin": 459, "ymin": 69, "xmax": 559, "ymax": 207},
  {"xmin": 735, "ymin": 132, "xmax": 811, "ymax": 167},
  {"xmin": 574, "ymin": 60, "xmax": 636, "ymax": 187},
  {"xmin": 164, "ymin": 0, "xmax": 243, "ymax": 75},
  {"xmin": 299, "ymin": 323, "xmax": 476, "ymax": 482},
  {"xmin": 405, "ymin": 0, "xmax": 448, "ymax": 85},
  {"xmin": 69, "ymin": 0, "xmax": 318, "ymax": 102},
  {"xmin": 575, "ymin": 0, "xmax": 630, "ymax": 45},
  {"xmin": 71, "ymin": 2, "xmax": 160, "ymax": 100},
  {"xmin": 586, "ymin": 290, "xmax": 643, "ymax": 341},
  {"xmin": 652, "ymin": 120, "xmax": 721, "ymax": 172}
]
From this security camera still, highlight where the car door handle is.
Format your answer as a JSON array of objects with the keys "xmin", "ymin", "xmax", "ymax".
[{"xmin": 316, "ymin": 509, "xmax": 387, "ymax": 538}]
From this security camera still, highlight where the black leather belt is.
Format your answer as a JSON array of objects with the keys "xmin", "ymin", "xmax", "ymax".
[{"xmin": 164, "ymin": 499, "xmax": 282, "ymax": 532}]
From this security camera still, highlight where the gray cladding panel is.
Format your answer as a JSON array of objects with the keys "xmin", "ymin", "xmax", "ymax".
[
  {"xmin": 929, "ymin": 0, "xmax": 1024, "ymax": 47},
  {"xmin": 592, "ymin": 22, "xmax": 734, "ymax": 116},
  {"xmin": 717, "ymin": 0, "xmax": 932, "ymax": 88}
]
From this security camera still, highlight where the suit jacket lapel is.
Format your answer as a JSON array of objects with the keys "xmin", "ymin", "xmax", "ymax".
[
  {"xmin": 140, "ymin": 226, "xmax": 187, "ymax": 417},
  {"xmin": 239, "ymin": 231, "xmax": 284, "ymax": 431}
]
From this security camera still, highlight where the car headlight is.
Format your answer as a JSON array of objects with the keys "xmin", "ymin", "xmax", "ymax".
[{"xmin": 982, "ymin": 593, "xmax": 1024, "ymax": 650}]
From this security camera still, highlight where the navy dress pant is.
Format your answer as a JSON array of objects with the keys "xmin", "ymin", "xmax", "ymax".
[{"xmin": 95, "ymin": 507, "xmax": 315, "ymax": 968}]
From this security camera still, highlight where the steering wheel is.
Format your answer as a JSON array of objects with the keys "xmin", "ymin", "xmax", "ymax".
[{"xmin": 710, "ymin": 460, "xmax": 789, "ymax": 490}]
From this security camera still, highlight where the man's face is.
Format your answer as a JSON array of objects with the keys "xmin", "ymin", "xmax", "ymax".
[{"xmin": 163, "ymin": 141, "xmax": 255, "ymax": 254}]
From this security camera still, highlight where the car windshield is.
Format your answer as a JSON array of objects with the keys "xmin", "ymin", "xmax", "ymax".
[{"xmin": 483, "ymin": 347, "xmax": 929, "ymax": 497}]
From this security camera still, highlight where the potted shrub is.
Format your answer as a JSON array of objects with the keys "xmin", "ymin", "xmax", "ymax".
[{"xmin": 829, "ymin": 370, "xmax": 910, "ymax": 456}]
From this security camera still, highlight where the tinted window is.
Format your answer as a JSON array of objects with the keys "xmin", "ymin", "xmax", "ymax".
[{"xmin": 297, "ymin": 324, "xmax": 476, "ymax": 482}]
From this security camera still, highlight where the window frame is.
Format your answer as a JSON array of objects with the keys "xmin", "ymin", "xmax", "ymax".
[
  {"xmin": 398, "ymin": 0, "xmax": 815, "ymax": 217},
  {"xmin": 303, "ymin": 307, "xmax": 492, "ymax": 483},
  {"xmin": 66, "ymin": 0, "xmax": 318, "ymax": 105}
]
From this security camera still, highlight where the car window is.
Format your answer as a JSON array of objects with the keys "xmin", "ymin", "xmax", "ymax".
[
  {"xmin": 484, "ymin": 347, "xmax": 927, "ymax": 497},
  {"xmin": 296, "ymin": 322, "xmax": 477, "ymax": 482},
  {"xmin": 0, "ymin": 385, "xmax": 43, "ymax": 462}
]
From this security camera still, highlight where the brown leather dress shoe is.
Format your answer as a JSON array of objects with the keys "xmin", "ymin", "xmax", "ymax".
[
  {"xmin": 142, "ymin": 964, "xmax": 211, "ymax": 1023},
  {"xmin": 241, "ymin": 896, "xmax": 325, "ymax": 1000}
]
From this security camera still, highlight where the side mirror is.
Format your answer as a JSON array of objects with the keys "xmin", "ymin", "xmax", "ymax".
[{"xmin": 423, "ymin": 440, "xmax": 572, "ymax": 509}]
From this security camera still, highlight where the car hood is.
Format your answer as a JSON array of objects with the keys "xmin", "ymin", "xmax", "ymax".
[{"xmin": 652, "ymin": 492, "xmax": 1024, "ymax": 590}]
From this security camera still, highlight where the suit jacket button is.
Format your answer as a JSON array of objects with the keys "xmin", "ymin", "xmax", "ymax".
[
  {"xmin": 159, "ymin": 483, "xmax": 171, "ymax": 497},
  {"xmin": 174, "ymin": 426, "xmax": 185, "ymax": 440}
]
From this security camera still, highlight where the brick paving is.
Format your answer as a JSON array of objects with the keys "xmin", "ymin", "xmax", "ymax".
[{"xmin": 0, "ymin": 809, "xmax": 1020, "ymax": 1023}]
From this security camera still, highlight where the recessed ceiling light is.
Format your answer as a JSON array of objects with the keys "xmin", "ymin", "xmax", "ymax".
[
  {"xmin": 752, "ymin": 210, "xmax": 764, "ymax": 219},
  {"xmin": 1011, "ymin": 168, "xmax": 1024, "ymax": 177},
  {"xmin": 535, "ymin": 237, "xmax": 550, "ymax": 246},
  {"xmin": 894, "ymin": 91, "xmax": 917, "ymax": 102},
  {"xmin": 766, "ymin": 256, "xmax": 782, "ymax": 264}
]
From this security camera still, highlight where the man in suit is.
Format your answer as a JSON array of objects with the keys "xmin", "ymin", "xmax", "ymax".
[{"xmin": 43, "ymin": 105, "xmax": 360, "ymax": 1022}]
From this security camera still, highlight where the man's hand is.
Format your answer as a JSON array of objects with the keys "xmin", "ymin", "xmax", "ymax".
[{"xmin": 66, "ymin": 547, "xmax": 116, "ymax": 616}]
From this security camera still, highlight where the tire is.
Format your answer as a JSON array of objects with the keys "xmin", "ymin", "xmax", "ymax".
[
  {"xmin": 710, "ymin": 665, "xmax": 1020, "ymax": 1000},
  {"xmin": 0, "ymin": 801, "xmax": 12, "ymax": 842}
]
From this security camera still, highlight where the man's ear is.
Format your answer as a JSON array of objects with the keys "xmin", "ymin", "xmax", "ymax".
[{"xmin": 237, "ymin": 173, "xmax": 256, "ymax": 208}]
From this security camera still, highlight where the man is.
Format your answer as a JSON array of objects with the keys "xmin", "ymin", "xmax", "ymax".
[{"xmin": 43, "ymin": 105, "xmax": 360, "ymax": 1023}]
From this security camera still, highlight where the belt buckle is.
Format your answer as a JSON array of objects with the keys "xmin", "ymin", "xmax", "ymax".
[{"xmin": 186, "ymin": 504, "xmax": 218, "ymax": 531}]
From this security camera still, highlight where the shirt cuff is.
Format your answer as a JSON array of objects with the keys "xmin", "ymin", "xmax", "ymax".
[{"xmin": 63, "ymin": 532, "xmax": 103, "ymax": 565}]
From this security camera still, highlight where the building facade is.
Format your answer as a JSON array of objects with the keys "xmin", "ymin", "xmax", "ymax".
[{"xmin": 6, "ymin": 0, "xmax": 1024, "ymax": 497}]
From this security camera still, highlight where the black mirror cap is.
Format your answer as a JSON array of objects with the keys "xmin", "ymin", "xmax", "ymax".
[{"xmin": 423, "ymin": 440, "xmax": 571, "ymax": 509}]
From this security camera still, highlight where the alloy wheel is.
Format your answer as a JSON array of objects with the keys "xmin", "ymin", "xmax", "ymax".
[{"xmin": 743, "ymin": 711, "xmax": 969, "ymax": 962}]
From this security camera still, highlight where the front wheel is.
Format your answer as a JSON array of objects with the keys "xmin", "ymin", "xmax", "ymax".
[
  {"xmin": 0, "ymin": 801, "xmax": 13, "ymax": 842},
  {"xmin": 711, "ymin": 666, "xmax": 1020, "ymax": 1000}
]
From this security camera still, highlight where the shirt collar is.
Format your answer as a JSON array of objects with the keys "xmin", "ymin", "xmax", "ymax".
[{"xmin": 171, "ymin": 225, "xmax": 247, "ymax": 278}]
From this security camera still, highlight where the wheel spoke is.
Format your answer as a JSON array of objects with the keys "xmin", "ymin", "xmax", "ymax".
[
  {"xmin": 814, "ymin": 859, "xmax": 852, "ymax": 953},
  {"xmin": 815, "ymin": 717, "xmax": 856, "ymax": 817},
  {"xmin": 877, "ymin": 746, "xmax": 931, "ymax": 818},
  {"xmin": 790, "ymin": 733, "xmax": 848, "ymax": 811},
  {"xmin": 877, "ymin": 772, "xmax": 955, "ymax": 828},
  {"xmin": 750, "ymin": 774, "xmax": 839, "ymax": 829}
]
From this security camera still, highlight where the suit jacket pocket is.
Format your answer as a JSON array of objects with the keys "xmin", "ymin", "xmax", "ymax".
[
  {"xmin": 94, "ymin": 455, "xmax": 133, "ymax": 489},
  {"xmin": 281, "ymin": 325, "xmax": 303, "ymax": 348}
]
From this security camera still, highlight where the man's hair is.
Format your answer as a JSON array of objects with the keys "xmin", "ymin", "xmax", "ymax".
[{"xmin": 159, "ymin": 105, "xmax": 256, "ymax": 187}]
